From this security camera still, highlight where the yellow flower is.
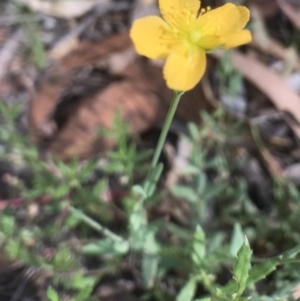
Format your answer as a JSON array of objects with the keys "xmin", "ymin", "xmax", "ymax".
[{"xmin": 130, "ymin": 0, "xmax": 251, "ymax": 91}]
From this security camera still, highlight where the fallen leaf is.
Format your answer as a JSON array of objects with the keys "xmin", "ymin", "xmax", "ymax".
[
  {"xmin": 247, "ymin": 0, "xmax": 279, "ymax": 18},
  {"xmin": 14, "ymin": 0, "xmax": 109, "ymax": 19},
  {"xmin": 277, "ymin": 0, "xmax": 300, "ymax": 30},
  {"xmin": 29, "ymin": 31, "xmax": 212, "ymax": 160},
  {"xmin": 250, "ymin": 5, "xmax": 300, "ymax": 73}
]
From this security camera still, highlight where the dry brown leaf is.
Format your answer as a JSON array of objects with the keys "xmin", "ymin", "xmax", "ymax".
[
  {"xmin": 29, "ymin": 31, "xmax": 133, "ymax": 140},
  {"xmin": 48, "ymin": 37, "xmax": 80, "ymax": 60},
  {"xmin": 277, "ymin": 0, "xmax": 300, "ymax": 30},
  {"xmin": 14, "ymin": 0, "xmax": 108, "ymax": 18},
  {"xmin": 48, "ymin": 2, "xmax": 123, "ymax": 60},
  {"xmin": 250, "ymin": 5, "xmax": 300, "ymax": 73},
  {"xmin": 48, "ymin": 76, "xmax": 169, "ymax": 159},
  {"xmin": 246, "ymin": 0, "xmax": 279, "ymax": 18},
  {"xmin": 30, "ymin": 31, "xmax": 212, "ymax": 160}
]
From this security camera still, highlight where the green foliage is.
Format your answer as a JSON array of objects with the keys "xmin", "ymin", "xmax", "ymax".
[
  {"xmin": 1, "ymin": 102, "xmax": 300, "ymax": 301},
  {"xmin": 18, "ymin": 4, "xmax": 46, "ymax": 70},
  {"xmin": 176, "ymin": 277, "xmax": 197, "ymax": 301},
  {"xmin": 47, "ymin": 272, "xmax": 97, "ymax": 301},
  {"xmin": 47, "ymin": 286, "xmax": 61, "ymax": 301},
  {"xmin": 100, "ymin": 111, "xmax": 152, "ymax": 183},
  {"xmin": 218, "ymin": 51, "xmax": 243, "ymax": 96}
]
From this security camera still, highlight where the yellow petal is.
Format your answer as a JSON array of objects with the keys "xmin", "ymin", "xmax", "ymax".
[
  {"xmin": 198, "ymin": 35, "xmax": 223, "ymax": 50},
  {"xmin": 223, "ymin": 30, "xmax": 252, "ymax": 49},
  {"xmin": 163, "ymin": 49, "xmax": 206, "ymax": 91},
  {"xmin": 159, "ymin": 0, "xmax": 200, "ymax": 27},
  {"xmin": 130, "ymin": 16, "xmax": 174, "ymax": 59},
  {"xmin": 198, "ymin": 3, "xmax": 250, "ymax": 36},
  {"xmin": 236, "ymin": 6, "xmax": 250, "ymax": 30}
]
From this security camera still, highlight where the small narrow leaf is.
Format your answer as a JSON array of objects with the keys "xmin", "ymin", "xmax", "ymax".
[
  {"xmin": 132, "ymin": 185, "xmax": 147, "ymax": 199},
  {"xmin": 188, "ymin": 122, "xmax": 200, "ymax": 141},
  {"xmin": 47, "ymin": 287, "xmax": 60, "ymax": 301},
  {"xmin": 280, "ymin": 244, "xmax": 300, "ymax": 261},
  {"xmin": 113, "ymin": 240, "xmax": 129, "ymax": 254},
  {"xmin": 247, "ymin": 258, "xmax": 278, "ymax": 286},
  {"xmin": 222, "ymin": 280, "xmax": 238, "ymax": 295},
  {"xmin": 181, "ymin": 165, "xmax": 200, "ymax": 175},
  {"xmin": 233, "ymin": 237, "xmax": 252, "ymax": 296},
  {"xmin": 171, "ymin": 185, "xmax": 198, "ymax": 203},
  {"xmin": 192, "ymin": 225, "xmax": 206, "ymax": 266},
  {"xmin": 142, "ymin": 252, "xmax": 159, "ymax": 288},
  {"xmin": 230, "ymin": 223, "xmax": 244, "ymax": 257},
  {"xmin": 82, "ymin": 238, "xmax": 128, "ymax": 256},
  {"xmin": 142, "ymin": 231, "xmax": 159, "ymax": 288},
  {"xmin": 176, "ymin": 277, "xmax": 197, "ymax": 301}
]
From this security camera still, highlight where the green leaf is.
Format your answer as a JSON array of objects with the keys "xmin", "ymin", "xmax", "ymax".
[
  {"xmin": 180, "ymin": 165, "xmax": 200, "ymax": 175},
  {"xmin": 230, "ymin": 223, "xmax": 244, "ymax": 257},
  {"xmin": 188, "ymin": 123, "xmax": 200, "ymax": 141},
  {"xmin": 71, "ymin": 273, "xmax": 96, "ymax": 290},
  {"xmin": 73, "ymin": 274, "xmax": 96, "ymax": 301},
  {"xmin": 280, "ymin": 244, "xmax": 300, "ymax": 261},
  {"xmin": 258, "ymin": 297, "xmax": 277, "ymax": 301},
  {"xmin": 113, "ymin": 240, "xmax": 129, "ymax": 254},
  {"xmin": 196, "ymin": 173, "xmax": 207, "ymax": 195},
  {"xmin": 176, "ymin": 277, "xmax": 197, "ymax": 301},
  {"xmin": 222, "ymin": 280, "xmax": 238, "ymax": 296},
  {"xmin": 142, "ymin": 231, "xmax": 159, "ymax": 288},
  {"xmin": 53, "ymin": 185, "xmax": 70, "ymax": 199},
  {"xmin": 75, "ymin": 286, "xmax": 94, "ymax": 301},
  {"xmin": 133, "ymin": 149, "xmax": 152, "ymax": 161},
  {"xmin": 142, "ymin": 252, "xmax": 159, "ymax": 288},
  {"xmin": 202, "ymin": 181, "xmax": 227, "ymax": 201},
  {"xmin": 171, "ymin": 185, "xmax": 198, "ymax": 203},
  {"xmin": 132, "ymin": 185, "xmax": 147, "ymax": 200},
  {"xmin": 1, "ymin": 215, "xmax": 15, "ymax": 236},
  {"xmin": 82, "ymin": 238, "xmax": 129, "ymax": 256},
  {"xmin": 247, "ymin": 258, "xmax": 278, "ymax": 286},
  {"xmin": 192, "ymin": 225, "xmax": 206, "ymax": 266},
  {"xmin": 92, "ymin": 179, "xmax": 107, "ymax": 196},
  {"xmin": 47, "ymin": 287, "xmax": 60, "ymax": 301},
  {"xmin": 130, "ymin": 207, "xmax": 147, "ymax": 229},
  {"xmin": 5, "ymin": 240, "xmax": 20, "ymax": 260},
  {"xmin": 233, "ymin": 237, "xmax": 252, "ymax": 297}
]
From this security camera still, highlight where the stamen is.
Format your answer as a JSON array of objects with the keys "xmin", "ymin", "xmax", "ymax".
[
  {"xmin": 159, "ymin": 1, "xmax": 205, "ymax": 51},
  {"xmin": 158, "ymin": 26, "xmax": 178, "ymax": 49},
  {"xmin": 198, "ymin": 6, "xmax": 211, "ymax": 17},
  {"xmin": 162, "ymin": 7, "xmax": 184, "ymax": 29}
]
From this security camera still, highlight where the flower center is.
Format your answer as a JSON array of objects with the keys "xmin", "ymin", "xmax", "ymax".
[
  {"xmin": 158, "ymin": 4, "xmax": 213, "ymax": 53},
  {"xmin": 189, "ymin": 30, "xmax": 202, "ymax": 44}
]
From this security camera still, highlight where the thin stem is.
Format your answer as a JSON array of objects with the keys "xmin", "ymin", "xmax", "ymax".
[
  {"xmin": 141, "ymin": 91, "xmax": 184, "ymax": 198},
  {"xmin": 151, "ymin": 91, "xmax": 184, "ymax": 168},
  {"xmin": 69, "ymin": 206, "xmax": 126, "ymax": 243}
]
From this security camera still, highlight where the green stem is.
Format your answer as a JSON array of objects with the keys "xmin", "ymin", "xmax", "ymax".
[
  {"xmin": 141, "ymin": 91, "xmax": 184, "ymax": 198},
  {"xmin": 69, "ymin": 206, "xmax": 126, "ymax": 243},
  {"xmin": 151, "ymin": 90, "xmax": 184, "ymax": 168}
]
